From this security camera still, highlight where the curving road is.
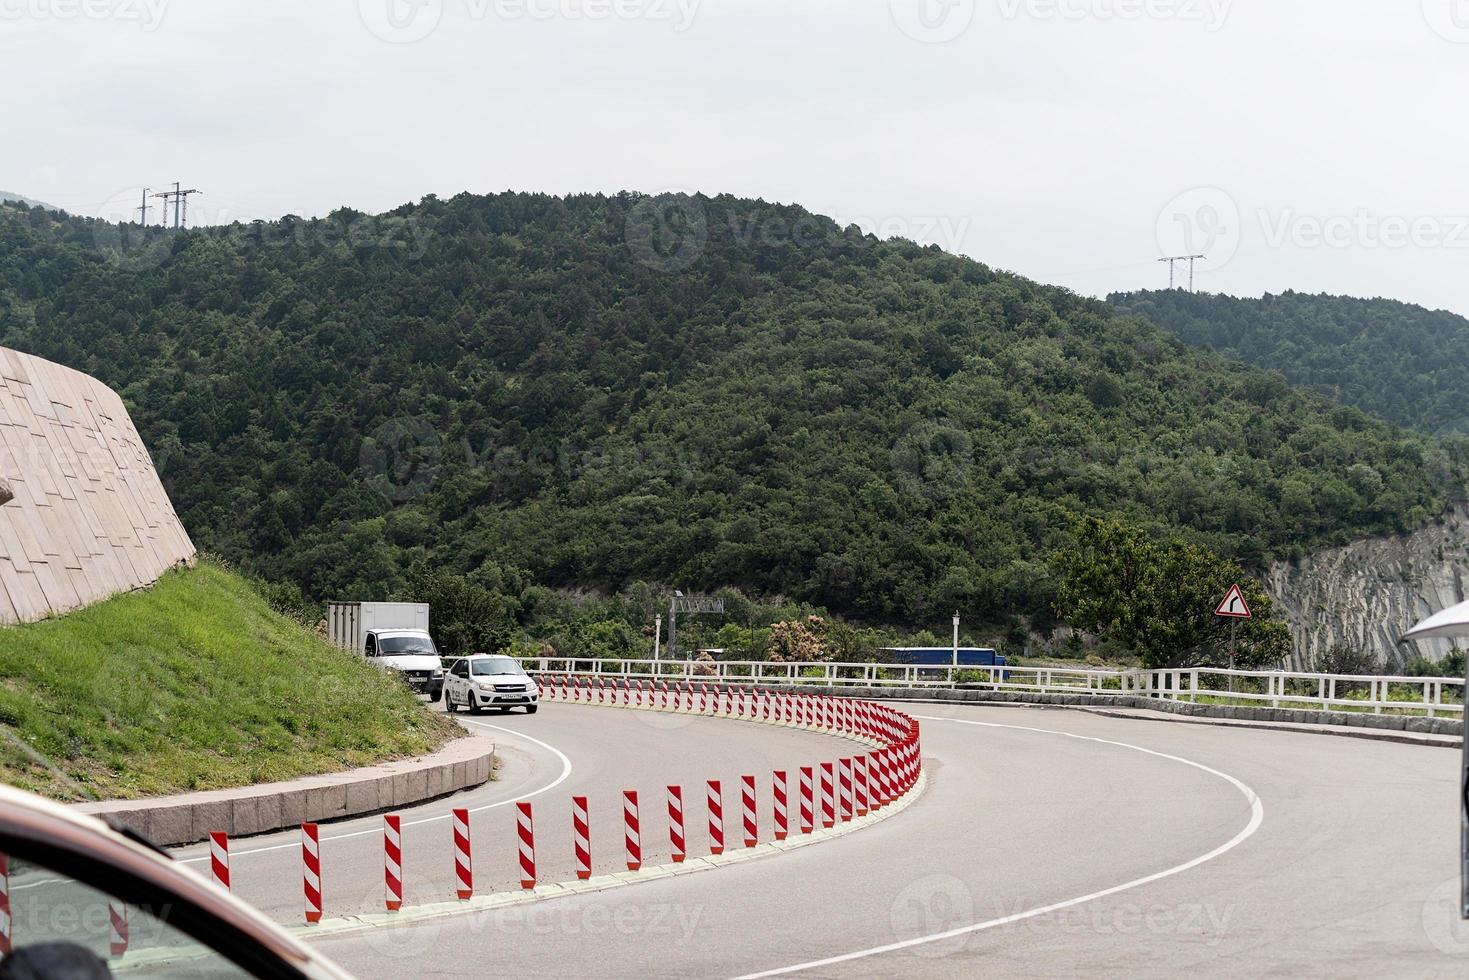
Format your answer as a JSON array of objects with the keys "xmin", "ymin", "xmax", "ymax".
[
  {"xmin": 169, "ymin": 701, "xmax": 870, "ymax": 923},
  {"xmin": 286, "ymin": 698, "xmax": 1467, "ymax": 978}
]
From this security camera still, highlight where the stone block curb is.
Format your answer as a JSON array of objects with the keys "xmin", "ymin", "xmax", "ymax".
[{"xmin": 72, "ymin": 736, "xmax": 496, "ymax": 846}]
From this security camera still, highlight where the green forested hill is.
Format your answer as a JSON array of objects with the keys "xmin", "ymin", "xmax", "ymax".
[
  {"xmin": 0, "ymin": 193, "xmax": 1457, "ymax": 632},
  {"xmin": 1109, "ymin": 289, "xmax": 1469, "ymax": 437}
]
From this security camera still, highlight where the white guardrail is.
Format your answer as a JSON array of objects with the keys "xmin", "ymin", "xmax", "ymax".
[{"xmin": 525, "ymin": 658, "xmax": 1467, "ymax": 719}]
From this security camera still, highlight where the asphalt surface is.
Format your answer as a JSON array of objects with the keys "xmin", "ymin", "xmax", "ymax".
[
  {"xmin": 168, "ymin": 701, "xmax": 866, "ymax": 922},
  {"xmin": 296, "ymin": 699, "xmax": 1467, "ymax": 979}
]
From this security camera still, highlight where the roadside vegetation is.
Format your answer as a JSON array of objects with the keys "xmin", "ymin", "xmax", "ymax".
[
  {"xmin": 0, "ymin": 559, "xmax": 457, "ymax": 801},
  {"xmin": 0, "ymin": 193, "xmax": 1456, "ymax": 640}
]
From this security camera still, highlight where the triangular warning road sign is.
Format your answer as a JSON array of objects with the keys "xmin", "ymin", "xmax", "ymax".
[{"xmin": 1215, "ymin": 584, "xmax": 1252, "ymax": 619}]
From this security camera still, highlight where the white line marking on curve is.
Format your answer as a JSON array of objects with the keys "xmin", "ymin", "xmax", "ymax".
[
  {"xmin": 737, "ymin": 716, "xmax": 1265, "ymax": 979},
  {"xmin": 175, "ymin": 721, "xmax": 573, "ymax": 864}
]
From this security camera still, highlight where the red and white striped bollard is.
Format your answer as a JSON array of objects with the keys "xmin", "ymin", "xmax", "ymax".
[
  {"xmin": 819, "ymin": 762, "xmax": 835, "ymax": 828},
  {"xmin": 0, "ymin": 853, "xmax": 12, "ymax": 957},
  {"xmin": 799, "ymin": 766, "xmax": 814, "ymax": 834},
  {"xmin": 707, "ymin": 780, "xmax": 724, "ymax": 854},
  {"xmin": 383, "ymin": 816, "xmax": 402, "ymax": 911},
  {"xmin": 573, "ymin": 796, "xmax": 591, "ymax": 880},
  {"xmin": 773, "ymin": 770, "xmax": 788, "ymax": 840},
  {"xmin": 108, "ymin": 901, "xmax": 128, "ymax": 958},
  {"xmin": 517, "ymin": 802, "xmax": 536, "ymax": 889},
  {"xmin": 210, "ymin": 831, "xmax": 231, "ymax": 891},
  {"xmin": 741, "ymin": 775, "xmax": 757, "ymax": 847},
  {"xmin": 838, "ymin": 757, "xmax": 854, "ymax": 822},
  {"xmin": 302, "ymin": 822, "xmax": 323, "ymax": 922},
  {"xmin": 623, "ymin": 791, "xmax": 641, "ymax": 871},
  {"xmin": 452, "ymin": 807, "xmax": 473, "ymax": 899},
  {"xmin": 667, "ymin": 786, "xmax": 686, "ymax": 863}
]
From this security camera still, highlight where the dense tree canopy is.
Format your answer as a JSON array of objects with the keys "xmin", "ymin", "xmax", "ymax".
[
  {"xmin": 1053, "ymin": 517, "xmax": 1291, "ymax": 669},
  {"xmin": 1110, "ymin": 289, "xmax": 1469, "ymax": 438},
  {"xmin": 0, "ymin": 193, "xmax": 1458, "ymax": 639}
]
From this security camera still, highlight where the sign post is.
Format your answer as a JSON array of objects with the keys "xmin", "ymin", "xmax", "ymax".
[
  {"xmin": 1214, "ymin": 584, "xmax": 1252, "ymax": 692},
  {"xmin": 667, "ymin": 594, "xmax": 725, "ymax": 660}
]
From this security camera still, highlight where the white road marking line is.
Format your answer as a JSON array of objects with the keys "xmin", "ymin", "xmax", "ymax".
[
  {"xmin": 737, "ymin": 716, "xmax": 1265, "ymax": 979},
  {"xmin": 175, "ymin": 721, "xmax": 572, "ymax": 864}
]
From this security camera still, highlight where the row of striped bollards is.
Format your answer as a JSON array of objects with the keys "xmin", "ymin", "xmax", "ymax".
[
  {"xmin": 197, "ymin": 733, "xmax": 919, "ymax": 921},
  {"xmin": 535, "ymin": 674, "xmax": 921, "ymax": 751},
  {"xmin": 83, "ymin": 683, "xmax": 919, "ymax": 929}
]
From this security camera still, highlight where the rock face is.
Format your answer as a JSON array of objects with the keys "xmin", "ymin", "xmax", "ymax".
[
  {"xmin": 1267, "ymin": 503, "xmax": 1469, "ymax": 670},
  {"xmin": 0, "ymin": 347, "xmax": 195, "ymax": 622}
]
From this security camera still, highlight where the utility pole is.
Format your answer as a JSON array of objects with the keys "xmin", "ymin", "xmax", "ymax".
[
  {"xmin": 654, "ymin": 614, "xmax": 663, "ymax": 662},
  {"xmin": 951, "ymin": 612, "xmax": 960, "ymax": 670},
  {"xmin": 152, "ymin": 187, "xmax": 173, "ymax": 227},
  {"xmin": 666, "ymin": 592, "xmax": 725, "ymax": 662},
  {"xmin": 151, "ymin": 182, "xmax": 202, "ymax": 229},
  {"xmin": 1158, "ymin": 254, "xmax": 1206, "ymax": 292},
  {"xmin": 136, "ymin": 187, "xmax": 150, "ymax": 225}
]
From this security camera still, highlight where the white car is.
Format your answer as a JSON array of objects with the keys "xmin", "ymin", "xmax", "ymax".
[
  {"xmin": 365, "ymin": 628, "xmax": 445, "ymax": 699},
  {"xmin": 443, "ymin": 654, "xmax": 540, "ymax": 714}
]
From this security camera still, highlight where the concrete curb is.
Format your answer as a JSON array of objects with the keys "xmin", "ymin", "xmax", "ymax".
[
  {"xmin": 72, "ymin": 736, "xmax": 497, "ymax": 847},
  {"xmin": 290, "ymin": 768, "xmax": 929, "ymax": 945}
]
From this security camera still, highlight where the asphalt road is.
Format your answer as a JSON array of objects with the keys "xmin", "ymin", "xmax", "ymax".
[
  {"xmin": 168, "ymin": 702, "xmax": 865, "ymax": 922},
  {"xmin": 299, "ymin": 699, "xmax": 1467, "ymax": 979}
]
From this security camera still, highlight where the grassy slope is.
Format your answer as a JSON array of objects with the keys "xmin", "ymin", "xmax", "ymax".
[{"xmin": 0, "ymin": 560, "xmax": 458, "ymax": 800}]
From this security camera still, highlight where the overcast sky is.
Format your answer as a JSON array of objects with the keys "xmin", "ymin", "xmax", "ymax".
[{"xmin": 4, "ymin": 0, "xmax": 1469, "ymax": 315}]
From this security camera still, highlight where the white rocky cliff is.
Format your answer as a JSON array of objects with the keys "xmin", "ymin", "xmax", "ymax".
[{"xmin": 1267, "ymin": 503, "xmax": 1469, "ymax": 670}]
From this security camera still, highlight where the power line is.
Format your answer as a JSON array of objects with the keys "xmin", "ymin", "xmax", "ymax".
[
  {"xmin": 150, "ymin": 181, "xmax": 202, "ymax": 229},
  {"xmin": 1158, "ymin": 253, "xmax": 1206, "ymax": 291}
]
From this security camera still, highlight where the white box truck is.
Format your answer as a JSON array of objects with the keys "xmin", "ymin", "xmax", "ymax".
[{"xmin": 328, "ymin": 601, "xmax": 444, "ymax": 699}]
